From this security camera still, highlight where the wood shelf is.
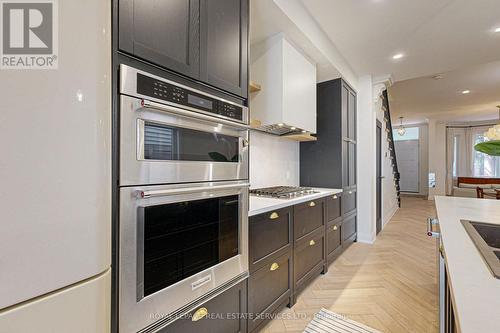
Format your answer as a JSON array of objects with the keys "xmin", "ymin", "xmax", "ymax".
[
  {"xmin": 283, "ymin": 133, "xmax": 317, "ymax": 142},
  {"xmin": 249, "ymin": 81, "xmax": 261, "ymax": 93}
]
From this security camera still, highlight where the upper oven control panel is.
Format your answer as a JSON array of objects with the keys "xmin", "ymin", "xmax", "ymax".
[{"xmin": 136, "ymin": 72, "xmax": 244, "ymax": 122}]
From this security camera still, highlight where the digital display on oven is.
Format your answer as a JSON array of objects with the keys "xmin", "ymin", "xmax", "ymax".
[{"xmin": 188, "ymin": 94, "xmax": 213, "ymax": 110}]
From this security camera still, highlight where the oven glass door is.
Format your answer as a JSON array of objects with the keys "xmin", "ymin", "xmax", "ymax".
[
  {"xmin": 120, "ymin": 95, "xmax": 249, "ymax": 186},
  {"xmin": 139, "ymin": 194, "xmax": 240, "ymax": 298},
  {"xmin": 141, "ymin": 120, "xmax": 240, "ymax": 163},
  {"xmin": 119, "ymin": 182, "xmax": 248, "ymax": 333}
]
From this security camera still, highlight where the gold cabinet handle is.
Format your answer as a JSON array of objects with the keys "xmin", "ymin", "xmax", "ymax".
[
  {"xmin": 309, "ymin": 239, "xmax": 316, "ymax": 246},
  {"xmin": 333, "ymin": 225, "xmax": 338, "ymax": 231},
  {"xmin": 192, "ymin": 307, "xmax": 208, "ymax": 322},
  {"xmin": 333, "ymin": 195, "xmax": 338, "ymax": 199},
  {"xmin": 269, "ymin": 212, "xmax": 279, "ymax": 219},
  {"xmin": 309, "ymin": 201, "xmax": 316, "ymax": 207},
  {"xmin": 270, "ymin": 262, "xmax": 280, "ymax": 271}
]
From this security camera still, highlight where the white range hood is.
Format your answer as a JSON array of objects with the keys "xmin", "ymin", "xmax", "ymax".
[{"xmin": 250, "ymin": 34, "xmax": 317, "ymax": 136}]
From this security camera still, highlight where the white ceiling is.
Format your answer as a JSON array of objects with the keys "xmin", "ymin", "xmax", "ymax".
[
  {"xmin": 301, "ymin": 0, "xmax": 500, "ymax": 122},
  {"xmin": 251, "ymin": 0, "xmax": 500, "ymax": 122},
  {"xmin": 301, "ymin": 0, "xmax": 500, "ymax": 81},
  {"xmin": 388, "ymin": 60, "xmax": 500, "ymax": 123}
]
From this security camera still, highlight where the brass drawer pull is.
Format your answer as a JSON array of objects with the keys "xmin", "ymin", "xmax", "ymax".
[
  {"xmin": 333, "ymin": 195, "xmax": 338, "ymax": 199},
  {"xmin": 269, "ymin": 212, "xmax": 279, "ymax": 219},
  {"xmin": 309, "ymin": 239, "xmax": 316, "ymax": 246},
  {"xmin": 270, "ymin": 262, "xmax": 280, "ymax": 271},
  {"xmin": 333, "ymin": 225, "xmax": 338, "ymax": 231},
  {"xmin": 192, "ymin": 307, "xmax": 208, "ymax": 322},
  {"xmin": 309, "ymin": 201, "xmax": 316, "ymax": 207}
]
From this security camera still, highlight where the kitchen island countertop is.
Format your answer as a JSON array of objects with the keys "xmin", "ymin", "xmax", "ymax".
[
  {"xmin": 435, "ymin": 196, "xmax": 500, "ymax": 333},
  {"xmin": 249, "ymin": 188, "xmax": 343, "ymax": 216}
]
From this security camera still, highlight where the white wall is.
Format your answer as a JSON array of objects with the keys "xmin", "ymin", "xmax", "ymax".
[
  {"xmin": 356, "ymin": 75, "xmax": 377, "ymax": 243},
  {"xmin": 428, "ymin": 120, "xmax": 447, "ymax": 199},
  {"xmin": 249, "ymin": 131, "xmax": 300, "ymax": 189}
]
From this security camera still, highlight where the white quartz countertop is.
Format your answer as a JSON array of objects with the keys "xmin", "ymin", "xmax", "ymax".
[
  {"xmin": 435, "ymin": 196, "xmax": 500, "ymax": 333},
  {"xmin": 249, "ymin": 188, "xmax": 343, "ymax": 216}
]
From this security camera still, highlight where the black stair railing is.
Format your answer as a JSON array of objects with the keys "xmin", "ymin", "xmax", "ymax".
[{"xmin": 382, "ymin": 89, "xmax": 401, "ymax": 208}]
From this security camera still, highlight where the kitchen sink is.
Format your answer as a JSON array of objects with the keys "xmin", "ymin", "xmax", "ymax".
[
  {"xmin": 471, "ymin": 222, "xmax": 500, "ymax": 248},
  {"xmin": 462, "ymin": 220, "xmax": 500, "ymax": 279}
]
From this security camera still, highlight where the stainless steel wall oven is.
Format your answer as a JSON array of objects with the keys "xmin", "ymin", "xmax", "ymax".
[
  {"xmin": 118, "ymin": 65, "xmax": 249, "ymax": 333},
  {"xmin": 119, "ymin": 65, "xmax": 249, "ymax": 186}
]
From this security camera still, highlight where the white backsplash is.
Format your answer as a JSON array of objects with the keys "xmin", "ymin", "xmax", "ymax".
[{"xmin": 249, "ymin": 131, "xmax": 300, "ymax": 189}]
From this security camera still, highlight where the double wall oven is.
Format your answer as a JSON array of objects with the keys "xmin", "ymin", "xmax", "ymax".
[{"xmin": 118, "ymin": 65, "xmax": 249, "ymax": 333}]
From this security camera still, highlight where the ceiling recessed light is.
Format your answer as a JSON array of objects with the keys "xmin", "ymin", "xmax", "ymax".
[
  {"xmin": 462, "ymin": 90, "xmax": 470, "ymax": 94},
  {"xmin": 495, "ymin": 27, "xmax": 500, "ymax": 33},
  {"xmin": 392, "ymin": 53, "xmax": 404, "ymax": 60}
]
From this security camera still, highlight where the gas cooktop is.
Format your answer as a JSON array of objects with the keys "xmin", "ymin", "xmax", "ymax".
[{"xmin": 250, "ymin": 186, "xmax": 318, "ymax": 199}]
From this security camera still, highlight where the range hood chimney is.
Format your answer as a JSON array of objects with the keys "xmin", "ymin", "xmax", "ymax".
[{"xmin": 250, "ymin": 34, "xmax": 317, "ymax": 136}]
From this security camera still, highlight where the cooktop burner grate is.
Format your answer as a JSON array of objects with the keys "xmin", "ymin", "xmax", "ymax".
[{"xmin": 250, "ymin": 186, "xmax": 318, "ymax": 199}]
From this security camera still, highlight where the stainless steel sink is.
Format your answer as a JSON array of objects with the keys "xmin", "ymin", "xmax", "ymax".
[{"xmin": 462, "ymin": 220, "xmax": 500, "ymax": 279}]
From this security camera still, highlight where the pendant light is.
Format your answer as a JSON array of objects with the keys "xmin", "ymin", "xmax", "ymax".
[
  {"xmin": 484, "ymin": 106, "xmax": 500, "ymax": 141},
  {"xmin": 397, "ymin": 117, "xmax": 406, "ymax": 136}
]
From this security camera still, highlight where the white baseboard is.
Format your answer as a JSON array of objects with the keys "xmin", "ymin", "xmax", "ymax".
[
  {"xmin": 357, "ymin": 233, "xmax": 375, "ymax": 244},
  {"xmin": 383, "ymin": 204, "xmax": 398, "ymax": 227}
]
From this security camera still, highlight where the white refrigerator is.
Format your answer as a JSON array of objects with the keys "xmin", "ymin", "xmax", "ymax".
[{"xmin": 0, "ymin": 0, "xmax": 111, "ymax": 331}]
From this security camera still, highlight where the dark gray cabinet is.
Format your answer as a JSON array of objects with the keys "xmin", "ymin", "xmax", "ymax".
[
  {"xmin": 248, "ymin": 253, "xmax": 291, "ymax": 332},
  {"xmin": 119, "ymin": 0, "xmax": 201, "ymax": 79},
  {"xmin": 293, "ymin": 199, "xmax": 325, "ymax": 241},
  {"xmin": 293, "ymin": 227, "xmax": 325, "ymax": 291},
  {"xmin": 160, "ymin": 279, "xmax": 247, "ymax": 333},
  {"xmin": 248, "ymin": 209, "xmax": 292, "ymax": 332},
  {"xmin": 300, "ymin": 79, "xmax": 357, "ymax": 190},
  {"xmin": 326, "ymin": 220, "xmax": 342, "ymax": 260},
  {"xmin": 118, "ymin": 0, "xmax": 248, "ymax": 99},
  {"xmin": 342, "ymin": 213, "xmax": 357, "ymax": 242},
  {"xmin": 300, "ymin": 78, "xmax": 357, "ymax": 246},
  {"xmin": 200, "ymin": 0, "xmax": 248, "ymax": 98},
  {"xmin": 326, "ymin": 193, "xmax": 341, "ymax": 221},
  {"xmin": 249, "ymin": 207, "xmax": 292, "ymax": 272},
  {"xmin": 342, "ymin": 188, "xmax": 356, "ymax": 216}
]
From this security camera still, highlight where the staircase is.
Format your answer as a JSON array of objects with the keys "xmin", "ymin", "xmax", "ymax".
[{"xmin": 382, "ymin": 89, "xmax": 401, "ymax": 208}]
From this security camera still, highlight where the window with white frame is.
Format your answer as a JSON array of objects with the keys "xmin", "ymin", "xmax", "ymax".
[{"xmin": 472, "ymin": 133, "xmax": 500, "ymax": 177}]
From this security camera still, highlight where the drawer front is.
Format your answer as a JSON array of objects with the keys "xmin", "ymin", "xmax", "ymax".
[
  {"xmin": 342, "ymin": 189, "xmax": 356, "ymax": 215},
  {"xmin": 294, "ymin": 229, "xmax": 325, "ymax": 282},
  {"xmin": 342, "ymin": 214, "xmax": 357, "ymax": 241},
  {"xmin": 249, "ymin": 207, "xmax": 291, "ymax": 267},
  {"xmin": 327, "ymin": 221, "xmax": 341, "ymax": 255},
  {"xmin": 326, "ymin": 194, "xmax": 341, "ymax": 221},
  {"xmin": 248, "ymin": 253, "xmax": 291, "ymax": 332},
  {"xmin": 294, "ymin": 199, "xmax": 325, "ymax": 241},
  {"xmin": 161, "ymin": 279, "xmax": 247, "ymax": 333}
]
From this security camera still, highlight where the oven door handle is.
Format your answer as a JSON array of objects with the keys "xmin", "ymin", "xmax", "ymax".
[
  {"xmin": 138, "ymin": 183, "xmax": 250, "ymax": 199},
  {"xmin": 141, "ymin": 99, "xmax": 250, "ymax": 130}
]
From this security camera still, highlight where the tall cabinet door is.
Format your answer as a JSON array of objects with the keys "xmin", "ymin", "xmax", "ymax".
[
  {"xmin": 348, "ymin": 142, "xmax": 356, "ymax": 187},
  {"xmin": 119, "ymin": 0, "xmax": 201, "ymax": 79},
  {"xmin": 200, "ymin": 0, "xmax": 248, "ymax": 98},
  {"xmin": 348, "ymin": 89, "xmax": 356, "ymax": 141},
  {"xmin": 341, "ymin": 85, "xmax": 349, "ymax": 139}
]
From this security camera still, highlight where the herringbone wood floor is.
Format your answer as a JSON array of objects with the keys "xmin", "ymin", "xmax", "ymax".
[{"xmin": 260, "ymin": 196, "xmax": 439, "ymax": 333}]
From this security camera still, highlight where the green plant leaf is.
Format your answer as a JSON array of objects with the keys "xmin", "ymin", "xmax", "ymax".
[{"xmin": 474, "ymin": 141, "xmax": 500, "ymax": 156}]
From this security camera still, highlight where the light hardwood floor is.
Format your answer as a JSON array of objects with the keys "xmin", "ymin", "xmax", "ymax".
[{"xmin": 260, "ymin": 196, "xmax": 439, "ymax": 333}]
